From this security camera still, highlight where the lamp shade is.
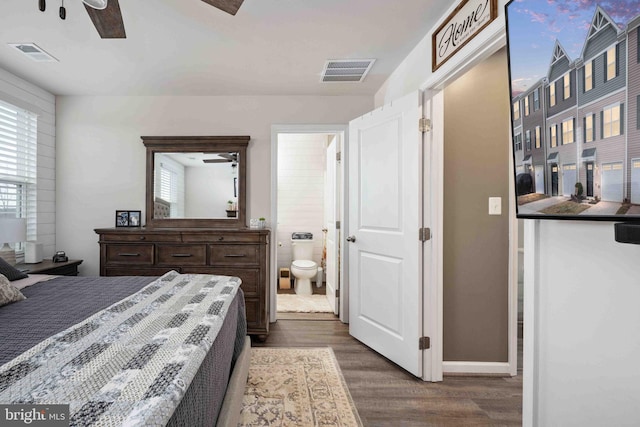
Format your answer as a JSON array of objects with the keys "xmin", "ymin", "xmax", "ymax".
[
  {"xmin": 0, "ymin": 218, "xmax": 27, "ymax": 243},
  {"xmin": 82, "ymin": 0, "xmax": 108, "ymax": 10}
]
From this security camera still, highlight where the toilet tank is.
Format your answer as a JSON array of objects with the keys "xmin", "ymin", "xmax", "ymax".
[{"xmin": 291, "ymin": 232, "xmax": 314, "ymax": 260}]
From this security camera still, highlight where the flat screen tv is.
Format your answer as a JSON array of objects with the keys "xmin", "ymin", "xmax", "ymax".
[{"xmin": 505, "ymin": 0, "xmax": 640, "ymax": 221}]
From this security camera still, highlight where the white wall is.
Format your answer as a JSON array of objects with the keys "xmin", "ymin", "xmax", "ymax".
[
  {"xmin": 0, "ymin": 68, "xmax": 56, "ymax": 259},
  {"xmin": 185, "ymin": 164, "xmax": 235, "ymax": 218},
  {"xmin": 56, "ymin": 95, "xmax": 372, "ymax": 276},
  {"xmin": 276, "ymin": 134, "xmax": 327, "ymax": 271},
  {"xmin": 525, "ymin": 220, "xmax": 640, "ymax": 426},
  {"xmin": 374, "ymin": 0, "xmax": 509, "ymax": 107}
]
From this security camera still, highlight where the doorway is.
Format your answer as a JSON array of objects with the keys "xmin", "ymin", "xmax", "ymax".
[
  {"xmin": 270, "ymin": 125, "xmax": 347, "ymax": 323},
  {"xmin": 551, "ymin": 164, "xmax": 559, "ymax": 196},
  {"xmin": 586, "ymin": 162, "xmax": 594, "ymax": 197}
]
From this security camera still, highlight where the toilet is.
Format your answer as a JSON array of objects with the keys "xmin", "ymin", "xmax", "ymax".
[{"xmin": 290, "ymin": 232, "xmax": 317, "ymax": 296}]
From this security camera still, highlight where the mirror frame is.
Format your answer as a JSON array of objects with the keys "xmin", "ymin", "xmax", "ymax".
[{"xmin": 142, "ymin": 136, "xmax": 250, "ymax": 229}]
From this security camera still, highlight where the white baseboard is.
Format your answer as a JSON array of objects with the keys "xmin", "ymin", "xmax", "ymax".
[{"xmin": 443, "ymin": 361, "xmax": 513, "ymax": 376}]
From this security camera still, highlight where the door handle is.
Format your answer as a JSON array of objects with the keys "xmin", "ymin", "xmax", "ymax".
[{"xmin": 346, "ymin": 235, "xmax": 356, "ymax": 242}]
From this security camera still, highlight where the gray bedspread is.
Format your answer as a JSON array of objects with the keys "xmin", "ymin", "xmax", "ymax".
[{"xmin": 0, "ymin": 273, "xmax": 246, "ymax": 426}]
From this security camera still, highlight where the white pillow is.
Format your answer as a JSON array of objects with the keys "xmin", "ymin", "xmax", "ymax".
[{"xmin": 0, "ymin": 273, "xmax": 26, "ymax": 307}]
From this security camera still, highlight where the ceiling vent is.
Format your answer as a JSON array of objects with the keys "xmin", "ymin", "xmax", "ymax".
[
  {"xmin": 8, "ymin": 43, "xmax": 58, "ymax": 62},
  {"xmin": 321, "ymin": 59, "xmax": 376, "ymax": 83}
]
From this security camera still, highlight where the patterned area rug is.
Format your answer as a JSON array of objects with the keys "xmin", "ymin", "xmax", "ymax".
[
  {"xmin": 277, "ymin": 294, "xmax": 333, "ymax": 313},
  {"xmin": 239, "ymin": 347, "xmax": 363, "ymax": 427}
]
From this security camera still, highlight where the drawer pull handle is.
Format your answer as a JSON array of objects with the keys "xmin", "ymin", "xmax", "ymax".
[
  {"xmin": 224, "ymin": 254, "xmax": 246, "ymax": 258},
  {"xmin": 171, "ymin": 254, "xmax": 193, "ymax": 258},
  {"xmin": 118, "ymin": 253, "xmax": 140, "ymax": 257},
  {"xmin": 139, "ymin": 236, "xmax": 146, "ymax": 240},
  {"xmin": 218, "ymin": 237, "xmax": 224, "ymax": 241}
]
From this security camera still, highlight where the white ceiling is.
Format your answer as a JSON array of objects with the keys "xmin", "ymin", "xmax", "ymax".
[{"xmin": 0, "ymin": 0, "xmax": 451, "ymax": 96}]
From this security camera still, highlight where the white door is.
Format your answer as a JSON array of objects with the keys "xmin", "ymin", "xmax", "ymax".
[
  {"xmin": 324, "ymin": 135, "xmax": 339, "ymax": 314},
  {"xmin": 562, "ymin": 164, "xmax": 576, "ymax": 196},
  {"xmin": 535, "ymin": 166, "xmax": 545, "ymax": 194},
  {"xmin": 631, "ymin": 159, "xmax": 640, "ymax": 204},
  {"xmin": 348, "ymin": 91, "xmax": 423, "ymax": 377},
  {"xmin": 602, "ymin": 162, "xmax": 624, "ymax": 202}
]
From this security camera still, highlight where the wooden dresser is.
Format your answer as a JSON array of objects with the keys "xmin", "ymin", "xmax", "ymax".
[{"xmin": 95, "ymin": 227, "xmax": 270, "ymax": 339}]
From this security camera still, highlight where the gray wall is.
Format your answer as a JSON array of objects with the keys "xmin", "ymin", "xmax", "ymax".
[{"xmin": 442, "ymin": 48, "xmax": 511, "ymax": 362}]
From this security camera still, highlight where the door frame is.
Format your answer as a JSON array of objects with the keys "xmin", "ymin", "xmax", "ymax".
[{"xmin": 270, "ymin": 124, "xmax": 349, "ymax": 323}]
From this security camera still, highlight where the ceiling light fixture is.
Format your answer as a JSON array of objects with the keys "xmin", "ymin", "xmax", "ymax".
[{"xmin": 82, "ymin": 0, "xmax": 108, "ymax": 10}]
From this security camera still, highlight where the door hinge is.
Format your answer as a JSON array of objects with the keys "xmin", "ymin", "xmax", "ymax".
[
  {"xmin": 336, "ymin": 289, "xmax": 340, "ymax": 298},
  {"xmin": 419, "ymin": 227, "xmax": 431, "ymax": 242},
  {"xmin": 419, "ymin": 117, "xmax": 431, "ymax": 133},
  {"xmin": 336, "ymin": 220, "xmax": 341, "ymax": 230},
  {"xmin": 336, "ymin": 151, "xmax": 342, "ymax": 162},
  {"xmin": 419, "ymin": 336, "xmax": 431, "ymax": 350}
]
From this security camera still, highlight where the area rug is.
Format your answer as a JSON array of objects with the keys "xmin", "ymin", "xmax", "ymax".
[
  {"xmin": 277, "ymin": 294, "xmax": 333, "ymax": 313},
  {"xmin": 238, "ymin": 347, "xmax": 363, "ymax": 427}
]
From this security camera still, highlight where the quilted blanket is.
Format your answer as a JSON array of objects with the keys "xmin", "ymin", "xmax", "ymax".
[{"xmin": 0, "ymin": 271, "xmax": 242, "ymax": 426}]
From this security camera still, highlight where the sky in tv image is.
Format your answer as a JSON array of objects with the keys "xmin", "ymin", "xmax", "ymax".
[{"xmin": 506, "ymin": 0, "xmax": 640, "ymax": 96}]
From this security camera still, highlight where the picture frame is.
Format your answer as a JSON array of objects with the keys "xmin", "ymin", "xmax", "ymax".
[
  {"xmin": 128, "ymin": 210, "xmax": 141, "ymax": 227},
  {"xmin": 505, "ymin": 0, "xmax": 640, "ymax": 221},
  {"xmin": 115, "ymin": 210, "xmax": 129, "ymax": 227},
  {"xmin": 115, "ymin": 210, "xmax": 142, "ymax": 227}
]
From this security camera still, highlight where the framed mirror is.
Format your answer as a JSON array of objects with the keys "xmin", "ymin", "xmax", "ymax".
[{"xmin": 142, "ymin": 136, "xmax": 249, "ymax": 229}]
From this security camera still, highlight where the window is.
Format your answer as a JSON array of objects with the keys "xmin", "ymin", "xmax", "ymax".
[
  {"xmin": 549, "ymin": 82, "xmax": 556, "ymax": 107},
  {"xmin": 535, "ymin": 126, "xmax": 541, "ymax": 149},
  {"xmin": 533, "ymin": 89, "xmax": 540, "ymax": 111},
  {"xmin": 584, "ymin": 114, "xmax": 595, "ymax": 143},
  {"xmin": 524, "ymin": 96, "xmax": 530, "ymax": 116},
  {"xmin": 525, "ymin": 130, "xmax": 532, "ymax": 150},
  {"xmin": 584, "ymin": 61, "xmax": 593, "ymax": 92},
  {"xmin": 563, "ymin": 74, "xmax": 571, "ymax": 99},
  {"xmin": 513, "ymin": 101, "xmax": 520, "ymax": 121},
  {"xmin": 0, "ymin": 99, "xmax": 37, "ymax": 243},
  {"xmin": 514, "ymin": 133, "xmax": 522, "ymax": 151},
  {"xmin": 602, "ymin": 104, "xmax": 622, "ymax": 138},
  {"xmin": 154, "ymin": 155, "xmax": 185, "ymax": 217},
  {"xmin": 562, "ymin": 118, "xmax": 574, "ymax": 144},
  {"xmin": 606, "ymin": 46, "xmax": 617, "ymax": 81},
  {"xmin": 549, "ymin": 125, "xmax": 557, "ymax": 148}
]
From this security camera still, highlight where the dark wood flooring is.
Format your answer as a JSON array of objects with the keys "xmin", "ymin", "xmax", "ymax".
[{"xmin": 252, "ymin": 316, "xmax": 523, "ymax": 426}]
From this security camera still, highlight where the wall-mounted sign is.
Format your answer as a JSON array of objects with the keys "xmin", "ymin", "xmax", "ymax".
[{"xmin": 432, "ymin": 0, "xmax": 498, "ymax": 72}]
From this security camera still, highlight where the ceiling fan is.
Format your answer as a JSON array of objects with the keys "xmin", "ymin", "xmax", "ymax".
[
  {"xmin": 39, "ymin": 0, "xmax": 245, "ymax": 39},
  {"xmin": 202, "ymin": 153, "xmax": 238, "ymax": 163}
]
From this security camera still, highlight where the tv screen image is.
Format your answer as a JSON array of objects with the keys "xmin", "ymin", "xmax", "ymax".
[{"xmin": 505, "ymin": 0, "xmax": 640, "ymax": 220}]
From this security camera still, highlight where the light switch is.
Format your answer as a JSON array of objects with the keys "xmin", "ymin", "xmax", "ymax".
[{"xmin": 489, "ymin": 197, "xmax": 502, "ymax": 215}]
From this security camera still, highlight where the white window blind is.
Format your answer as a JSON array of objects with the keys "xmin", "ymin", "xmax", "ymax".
[{"xmin": 0, "ymin": 99, "xmax": 37, "ymax": 242}]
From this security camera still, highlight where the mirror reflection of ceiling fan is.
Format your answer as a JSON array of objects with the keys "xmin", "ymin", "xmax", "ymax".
[
  {"xmin": 38, "ymin": 0, "xmax": 245, "ymax": 39},
  {"xmin": 203, "ymin": 153, "xmax": 238, "ymax": 164}
]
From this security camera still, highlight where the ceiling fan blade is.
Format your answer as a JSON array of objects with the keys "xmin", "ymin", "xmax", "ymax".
[
  {"xmin": 84, "ymin": 0, "xmax": 126, "ymax": 39},
  {"xmin": 201, "ymin": 0, "xmax": 245, "ymax": 16},
  {"xmin": 203, "ymin": 159, "xmax": 231, "ymax": 163}
]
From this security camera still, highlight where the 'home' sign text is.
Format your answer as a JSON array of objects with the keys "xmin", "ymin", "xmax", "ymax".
[{"xmin": 432, "ymin": 0, "xmax": 498, "ymax": 72}]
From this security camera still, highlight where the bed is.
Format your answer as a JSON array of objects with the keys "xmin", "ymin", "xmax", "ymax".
[{"xmin": 0, "ymin": 271, "xmax": 250, "ymax": 427}]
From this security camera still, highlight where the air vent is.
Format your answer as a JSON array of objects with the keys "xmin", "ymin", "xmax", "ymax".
[
  {"xmin": 8, "ymin": 43, "xmax": 58, "ymax": 62},
  {"xmin": 321, "ymin": 59, "xmax": 376, "ymax": 83}
]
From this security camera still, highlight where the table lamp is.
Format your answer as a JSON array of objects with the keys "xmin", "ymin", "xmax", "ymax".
[{"xmin": 0, "ymin": 218, "xmax": 27, "ymax": 265}]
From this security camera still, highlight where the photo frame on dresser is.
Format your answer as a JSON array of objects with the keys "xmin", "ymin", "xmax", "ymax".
[
  {"xmin": 115, "ymin": 210, "xmax": 141, "ymax": 227},
  {"xmin": 115, "ymin": 210, "xmax": 129, "ymax": 227}
]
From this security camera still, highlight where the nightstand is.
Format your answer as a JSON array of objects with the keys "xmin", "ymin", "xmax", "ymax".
[{"xmin": 15, "ymin": 259, "xmax": 83, "ymax": 276}]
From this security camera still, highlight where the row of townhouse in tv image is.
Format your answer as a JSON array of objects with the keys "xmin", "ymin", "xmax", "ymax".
[{"xmin": 512, "ymin": 6, "xmax": 640, "ymax": 215}]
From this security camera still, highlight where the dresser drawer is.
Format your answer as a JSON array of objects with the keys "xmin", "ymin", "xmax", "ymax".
[
  {"xmin": 105, "ymin": 244, "xmax": 154, "ymax": 264},
  {"xmin": 156, "ymin": 244, "xmax": 206, "ymax": 265},
  {"xmin": 183, "ymin": 233, "xmax": 262, "ymax": 243},
  {"xmin": 209, "ymin": 244, "xmax": 259, "ymax": 265},
  {"xmin": 101, "ymin": 233, "xmax": 181, "ymax": 243}
]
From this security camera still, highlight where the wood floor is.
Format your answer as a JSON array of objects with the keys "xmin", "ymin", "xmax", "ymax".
[{"xmin": 252, "ymin": 316, "xmax": 523, "ymax": 426}]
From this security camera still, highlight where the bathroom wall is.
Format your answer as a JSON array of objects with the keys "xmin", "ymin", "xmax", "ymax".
[{"xmin": 277, "ymin": 134, "xmax": 328, "ymax": 272}]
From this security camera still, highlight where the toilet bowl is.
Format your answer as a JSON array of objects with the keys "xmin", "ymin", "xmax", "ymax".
[
  {"xmin": 291, "ymin": 260, "xmax": 317, "ymax": 295},
  {"xmin": 290, "ymin": 232, "xmax": 317, "ymax": 296}
]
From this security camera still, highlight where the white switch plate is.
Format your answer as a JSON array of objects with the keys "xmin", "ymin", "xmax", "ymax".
[{"xmin": 489, "ymin": 197, "xmax": 502, "ymax": 215}]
